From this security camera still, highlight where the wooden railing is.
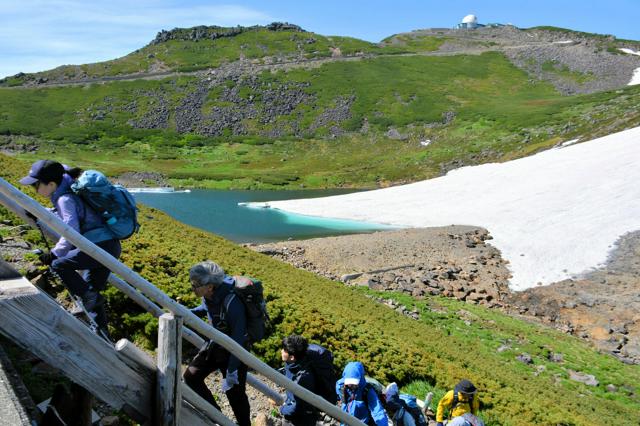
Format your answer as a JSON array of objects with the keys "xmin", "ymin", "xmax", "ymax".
[
  {"xmin": 0, "ymin": 178, "xmax": 365, "ymax": 426},
  {"xmin": 0, "ymin": 266, "xmax": 233, "ymax": 424}
]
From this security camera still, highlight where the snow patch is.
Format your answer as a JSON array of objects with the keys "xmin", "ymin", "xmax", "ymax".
[
  {"xmin": 560, "ymin": 139, "xmax": 579, "ymax": 147},
  {"xmin": 628, "ymin": 67, "xmax": 640, "ymax": 86},
  {"xmin": 266, "ymin": 127, "xmax": 640, "ymax": 291},
  {"xmin": 553, "ymin": 40, "xmax": 574, "ymax": 45},
  {"xmin": 618, "ymin": 48, "xmax": 640, "ymax": 56}
]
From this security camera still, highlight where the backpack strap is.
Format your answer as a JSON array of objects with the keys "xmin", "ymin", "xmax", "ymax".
[
  {"xmin": 450, "ymin": 387, "xmax": 473, "ymax": 419},
  {"xmin": 449, "ymin": 388, "xmax": 459, "ymax": 420},
  {"xmin": 222, "ymin": 292, "xmax": 236, "ymax": 320},
  {"xmin": 57, "ymin": 190, "xmax": 89, "ymax": 228}
]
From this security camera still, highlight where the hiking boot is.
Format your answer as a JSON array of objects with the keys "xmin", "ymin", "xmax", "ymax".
[
  {"xmin": 80, "ymin": 290, "xmax": 103, "ymax": 312},
  {"xmin": 69, "ymin": 302, "xmax": 83, "ymax": 316}
]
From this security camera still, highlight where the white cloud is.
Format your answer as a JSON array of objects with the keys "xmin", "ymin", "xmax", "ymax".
[{"xmin": 0, "ymin": 0, "xmax": 278, "ymax": 78}]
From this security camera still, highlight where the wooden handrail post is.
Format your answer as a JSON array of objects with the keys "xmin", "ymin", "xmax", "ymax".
[{"xmin": 158, "ymin": 313, "xmax": 183, "ymax": 426}]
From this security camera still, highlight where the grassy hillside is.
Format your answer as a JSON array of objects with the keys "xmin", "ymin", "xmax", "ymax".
[
  {"xmin": 2, "ymin": 48, "xmax": 639, "ymax": 189},
  {"xmin": 1, "ymin": 153, "xmax": 639, "ymax": 425},
  {"xmin": 0, "ymin": 24, "xmax": 418, "ymax": 85}
]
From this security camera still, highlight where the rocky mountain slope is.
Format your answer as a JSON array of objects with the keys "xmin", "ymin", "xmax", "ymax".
[
  {"xmin": 252, "ymin": 228, "xmax": 640, "ymax": 365},
  {"xmin": 1, "ymin": 24, "xmax": 639, "ymax": 190},
  {"xmin": 387, "ymin": 26, "xmax": 640, "ymax": 94},
  {"xmin": 4, "ymin": 24, "xmax": 640, "ymax": 94}
]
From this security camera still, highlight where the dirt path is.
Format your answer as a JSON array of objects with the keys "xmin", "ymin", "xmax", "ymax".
[{"xmin": 2, "ymin": 41, "xmax": 566, "ymax": 90}]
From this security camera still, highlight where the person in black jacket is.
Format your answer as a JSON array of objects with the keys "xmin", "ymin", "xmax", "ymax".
[
  {"xmin": 279, "ymin": 335, "xmax": 319, "ymax": 426},
  {"xmin": 183, "ymin": 261, "xmax": 250, "ymax": 426}
]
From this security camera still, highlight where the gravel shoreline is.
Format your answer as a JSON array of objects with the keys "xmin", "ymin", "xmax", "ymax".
[{"xmin": 250, "ymin": 226, "xmax": 640, "ymax": 364}]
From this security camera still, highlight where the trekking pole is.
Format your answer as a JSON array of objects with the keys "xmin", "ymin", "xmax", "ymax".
[
  {"xmin": 422, "ymin": 392, "xmax": 434, "ymax": 416},
  {"xmin": 33, "ymin": 218, "xmax": 52, "ymax": 252}
]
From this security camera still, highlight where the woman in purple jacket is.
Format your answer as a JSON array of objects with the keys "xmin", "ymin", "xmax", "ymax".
[{"xmin": 20, "ymin": 160, "xmax": 121, "ymax": 338}]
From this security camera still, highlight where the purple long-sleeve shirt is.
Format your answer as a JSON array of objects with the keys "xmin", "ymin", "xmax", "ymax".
[{"xmin": 50, "ymin": 173, "xmax": 113, "ymax": 257}]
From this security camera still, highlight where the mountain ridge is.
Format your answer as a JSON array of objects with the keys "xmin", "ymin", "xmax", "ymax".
[
  {"xmin": 0, "ymin": 23, "xmax": 639, "ymax": 191},
  {"xmin": 3, "ymin": 23, "xmax": 639, "ymax": 92}
]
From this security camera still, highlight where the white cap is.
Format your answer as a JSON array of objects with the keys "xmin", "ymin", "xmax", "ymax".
[
  {"xmin": 384, "ymin": 382, "xmax": 399, "ymax": 399},
  {"xmin": 344, "ymin": 378, "xmax": 359, "ymax": 386}
]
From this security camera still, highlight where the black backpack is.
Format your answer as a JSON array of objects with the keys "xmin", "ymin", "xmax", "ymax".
[
  {"xmin": 223, "ymin": 276, "xmax": 270, "ymax": 344},
  {"xmin": 304, "ymin": 344, "xmax": 338, "ymax": 403},
  {"xmin": 450, "ymin": 386, "xmax": 474, "ymax": 418}
]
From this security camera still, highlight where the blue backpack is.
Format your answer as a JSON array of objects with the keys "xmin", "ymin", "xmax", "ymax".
[
  {"xmin": 71, "ymin": 170, "xmax": 140, "ymax": 239},
  {"xmin": 399, "ymin": 394, "xmax": 428, "ymax": 426}
]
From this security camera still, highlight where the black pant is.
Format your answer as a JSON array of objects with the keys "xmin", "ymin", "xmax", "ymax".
[
  {"xmin": 183, "ymin": 342, "xmax": 250, "ymax": 426},
  {"xmin": 51, "ymin": 239, "xmax": 122, "ymax": 296},
  {"xmin": 51, "ymin": 239, "xmax": 121, "ymax": 331},
  {"xmin": 281, "ymin": 418, "xmax": 321, "ymax": 426},
  {"xmin": 282, "ymin": 414, "xmax": 321, "ymax": 426}
]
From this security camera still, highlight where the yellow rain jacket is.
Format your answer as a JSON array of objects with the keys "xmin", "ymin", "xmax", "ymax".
[{"xmin": 436, "ymin": 389, "xmax": 480, "ymax": 422}]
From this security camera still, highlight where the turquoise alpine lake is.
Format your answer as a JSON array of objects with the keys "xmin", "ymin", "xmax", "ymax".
[{"xmin": 133, "ymin": 189, "xmax": 394, "ymax": 243}]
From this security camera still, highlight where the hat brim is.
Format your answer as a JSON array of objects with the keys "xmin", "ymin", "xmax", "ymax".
[
  {"xmin": 344, "ymin": 378, "xmax": 360, "ymax": 386},
  {"xmin": 19, "ymin": 176, "xmax": 39, "ymax": 185}
]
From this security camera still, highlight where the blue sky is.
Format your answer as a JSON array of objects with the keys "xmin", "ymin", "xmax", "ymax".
[{"xmin": 1, "ymin": 0, "xmax": 638, "ymax": 79}]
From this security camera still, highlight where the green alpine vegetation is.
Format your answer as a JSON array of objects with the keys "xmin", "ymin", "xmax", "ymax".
[
  {"xmin": 0, "ymin": 153, "xmax": 638, "ymax": 425},
  {"xmin": 2, "ymin": 46, "xmax": 639, "ymax": 188},
  {"xmin": 0, "ymin": 23, "xmax": 417, "ymax": 83}
]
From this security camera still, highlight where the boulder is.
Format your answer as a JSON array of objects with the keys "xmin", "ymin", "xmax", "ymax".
[
  {"xmin": 516, "ymin": 353, "xmax": 533, "ymax": 364},
  {"xmin": 568, "ymin": 370, "xmax": 599, "ymax": 387}
]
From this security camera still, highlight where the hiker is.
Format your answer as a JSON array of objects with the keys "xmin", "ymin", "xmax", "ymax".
[
  {"xmin": 336, "ymin": 361, "xmax": 388, "ymax": 426},
  {"xmin": 435, "ymin": 379, "xmax": 480, "ymax": 426},
  {"xmin": 183, "ymin": 261, "xmax": 252, "ymax": 426},
  {"xmin": 383, "ymin": 383, "xmax": 428, "ymax": 426},
  {"xmin": 20, "ymin": 160, "xmax": 121, "ymax": 337},
  {"xmin": 278, "ymin": 335, "xmax": 320, "ymax": 425}
]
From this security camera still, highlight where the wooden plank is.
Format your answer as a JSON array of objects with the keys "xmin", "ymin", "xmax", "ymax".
[
  {"xmin": 157, "ymin": 314, "xmax": 183, "ymax": 426},
  {"xmin": 181, "ymin": 386, "xmax": 237, "ymax": 426},
  {"xmin": 0, "ymin": 259, "xmax": 22, "ymax": 280},
  {"xmin": 0, "ymin": 277, "xmax": 152, "ymax": 423}
]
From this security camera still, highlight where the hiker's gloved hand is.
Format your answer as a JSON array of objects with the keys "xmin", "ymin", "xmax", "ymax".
[
  {"xmin": 38, "ymin": 251, "xmax": 56, "ymax": 266},
  {"xmin": 222, "ymin": 370, "xmax": 239, "ymax": 392},
  {"xmin": 24, "ymin": 210, "xmax": 37, "ymax": 222}
]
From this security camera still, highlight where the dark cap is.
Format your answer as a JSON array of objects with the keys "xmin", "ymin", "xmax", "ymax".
[
  {"xmin": 19, "ymin": 160, "xmax": 64, "ymax": 186},
  {"xmin": 456, "ymin": 379, "xmax": 477, "ymax": 394}
]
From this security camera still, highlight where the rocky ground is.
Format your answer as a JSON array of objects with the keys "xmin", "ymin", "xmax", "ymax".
[
  {"xmin": 506, "ymin": 231, "xmax": 640, "ymax": 364},
  {"xmin": 112, "ymin": 171, "xmax": 170, "ymax": 188},
  {"xmin": 250, "ymin": 226, "xmax": 640, "ymax": 365},
  {"xmin": 407, "ymin": 26, "xmax": 640, "ymax": 94},
  {"xmin": 0, "ymin": 135, "xmax": 39, "ymax": 155},
  {"xmin": 250, "ymin": 226, "xmax": 512, "ymax": 308}
]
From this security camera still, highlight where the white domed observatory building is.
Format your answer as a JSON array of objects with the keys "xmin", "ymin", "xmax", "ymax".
[{"xmin": 457, "ymin": 14, "xmax": 481, "ymax": 29}]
